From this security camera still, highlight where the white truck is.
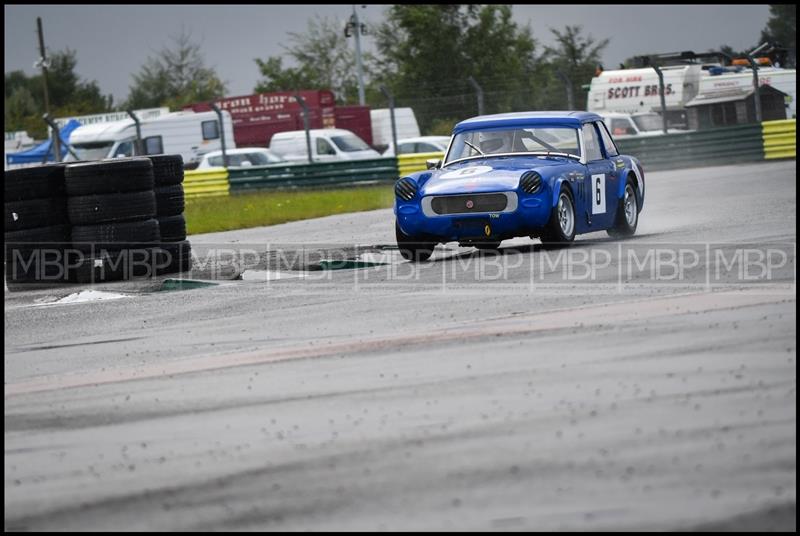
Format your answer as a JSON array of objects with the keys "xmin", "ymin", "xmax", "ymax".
[
  {"xmin": 269, "ymin": 128, "xmax": 380, "ymax": 162},
  {"xmin": 65, "ymin": 110, "xmax": 235, "ymax": 166},
  {"xmin": 586, "ymin": 64, "xmax": 705, "ymax": 129},
  {"xmin": 370, "ymin": 108, "xmax": 421, "ymax": 152},
  {"xmin": 692, "ymin": 65, "xmax": 796, "ymax": 119}
]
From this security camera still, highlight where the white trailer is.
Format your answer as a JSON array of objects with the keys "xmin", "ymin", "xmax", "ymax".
[{"xmin": 66, "ymin": 110, "xmax": 236, "ymax": 166}]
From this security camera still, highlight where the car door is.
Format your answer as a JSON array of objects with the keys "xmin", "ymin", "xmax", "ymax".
[
  {"xmin": 315, "ymin": 137, "xmax": 338, "ymax": 161},
  {"xmin": 581, "ymin": 122, "xmax": 616, "ymax": 230}
]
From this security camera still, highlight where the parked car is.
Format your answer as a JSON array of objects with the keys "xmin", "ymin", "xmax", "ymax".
[
  {"xmin": 382, "ymin": 136, "xmax": 451, "ymax": 157},
  {"xmin": 196, "ymin": 148, "xmax": 284, "ymax": 169},
  {"xmin": 269, "ymin": 128, "xmax": 380, "ymax": 162},
  {"xmin": 394, "ymin": 111, "xmax": 646, "ymax": 261},
  {"xmin": 597, "ymin": 112, "xmax": 687, "ymax": 138}
]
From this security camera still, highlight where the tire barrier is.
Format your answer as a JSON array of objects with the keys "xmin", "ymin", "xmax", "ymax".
[
  {"xmin": 762, "ymin": 119, "xmax": 796, "ymax": 160},
  {"xmin": 4, "ymin": 155, "xmax": 192, "ymax": 290},
  {"xmin": 183, "ymin": 168, "xmax": 229, "ymax": 198},
  {"xmin": 397, "ymin": 152, "xmax": 444, "ymax": 177},
  {"xmin": 150, "ymin": 156, "xmax": 191, "ymax": 276},
  {"xmin": 4, "ymin": 164, "xmax": 71, "ymax": 289}
]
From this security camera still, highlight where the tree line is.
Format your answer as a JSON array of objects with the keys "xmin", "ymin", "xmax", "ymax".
[{"xmin": 5, "ymin": 4, "xmax": 795, "ymax": 139}]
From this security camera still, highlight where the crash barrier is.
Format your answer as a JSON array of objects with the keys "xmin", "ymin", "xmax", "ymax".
[
  {"xmin": 397, "ymin": 151, "xmax": 445, "ymax": 177},
  {"xmin": 228, "ymin": 157, "xmax": 399, "ymax": 193},
  {"xmin": 614, "ymin": 124, "xmax": 765, "ymax": 171},
  {"xmin": 4, "ymin": 155, "xmax": 191, "ymax": 290},
  {"xmin": 762, "ymin": 119, "xmax": 796, "ymax": 160},
  {"xmin": 183, "ymin": 168, "xmax": 230, "ymax": 198}
]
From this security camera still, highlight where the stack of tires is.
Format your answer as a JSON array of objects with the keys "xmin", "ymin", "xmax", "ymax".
[
  {"xmin": 65, "ymin": 158, "xmax": 160, "ymax": 283},
  {"xmin": 4, "ymin": 165, "xmax": 71, "ymax": 289},
  {"xmin": 149, "ymin": 155, "xmax": 191, "ymax": 275}
]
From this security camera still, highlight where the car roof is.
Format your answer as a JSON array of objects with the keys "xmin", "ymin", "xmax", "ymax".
[
  {"xmin": 271, "ymin": 129, "xmax": 356, "ymax": 139},
  {"xmin": 454, "ymin": 111, "xmax": 603, "ymax": 133},
  {"xmin": 397, "ymin": 136, "xmax": 450, "ymax": 144}
]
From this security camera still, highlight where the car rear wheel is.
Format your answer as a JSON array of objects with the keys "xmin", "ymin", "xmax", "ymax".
[
  {"xmin": 540, "ymin": 186, "xmax": 576, "ymax": 248},
  {"xmin": 396, "ymin": 222, "xmax": 435, "ymax": 262},
  {"xmin": 608, "ymin": 178, "xmax": 638, "ymax": 238}
]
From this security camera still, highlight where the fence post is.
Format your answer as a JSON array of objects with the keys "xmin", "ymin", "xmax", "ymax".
[
  {"xmin": 125, "ymin": 109, "xmax": 143, "ymax": 156},
  {"xmin": 42, "ymin": 113, "xmax": 79, "ymax": 161},
  {"xmin": 294, "ymin": 94, "xmax": 313, "ymax": 164},
  {"xmin": 467, "ymin": 76, "xmax": 485, "ymax": 115},
  {"xmin": 209, "ymin": 102, "xmax": 229, "ymax": 168},
  {"xmin": 380, "ymin": 85, "xmax": 398, "ymax": 157},
  {"xmin": 652, "ymin": 65, "xmax": 669, "ymax": 134}
]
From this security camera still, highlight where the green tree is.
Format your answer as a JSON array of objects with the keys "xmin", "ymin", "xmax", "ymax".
[
  {"xmin": 4, "ymin": 48, "xmax": 112, "ymax": 138},
  {"xmin": 125, "ymin": 29, "xmax": 226, "ymax": 110},
  {"xmin": 541, "ymin": 25, "xmax": 609, "ymax": 111},
  {"xmin": 372, "ymin": 5, "xmax": 540, "ymax": 132},
  {"xmin": 254, "ymin": 15, "xmax": 366, "ymax": 103},
  {"xmin": 760, "ymin": 4, "xmax": 796, "ymax": 67}
]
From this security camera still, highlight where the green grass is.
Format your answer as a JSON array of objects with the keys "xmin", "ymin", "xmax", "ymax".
[{"xmin": 185, "ymin": 185, "xmax": 395, "ymax": 235}]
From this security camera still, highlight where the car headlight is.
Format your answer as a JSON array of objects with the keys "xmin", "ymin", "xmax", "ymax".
[
  {"xmin": 395, "ymin": 177, "xmax": 417, "ymax": 201},
  {"xmin": 519, "ymin": 171, "xmax": 542, "ymax": 194}
]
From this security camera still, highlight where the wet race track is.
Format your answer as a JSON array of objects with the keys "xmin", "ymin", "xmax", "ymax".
[{"xmin": 4, "ymin": 160, "xmax": 796, "ymax": 531}]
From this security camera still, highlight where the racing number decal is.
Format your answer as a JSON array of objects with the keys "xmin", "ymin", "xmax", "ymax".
[{"xmin": 591, "ymin": 173, "xmax": 606, "ymax": 214}]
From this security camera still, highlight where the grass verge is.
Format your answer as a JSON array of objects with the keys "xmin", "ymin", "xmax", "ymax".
[{"xmin": 185, "ymin": 184, "xmax": 395, "ymax": 235}]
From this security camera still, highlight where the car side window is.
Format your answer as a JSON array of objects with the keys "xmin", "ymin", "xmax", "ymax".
[
  {"xmin": 316, "ymin": 138, "xmax": 336, "ymax": 155},
  {"xmin": 416, "ymin": 142, "xmax": 439, "ymax": 152},
  {"xmin": 114, "ymin": 140, "xmax": 134, "ymax": 157},
  {"xmin": 581, "ymin": 124, "xmax": 603, "ymax": 161},
  {"xmin": 596, "ymin": 121, "xmax": 620, "ymax": 157},
  {"xmin": 398, "ymin": 143, "xmax": 416, "ymax": 154}
]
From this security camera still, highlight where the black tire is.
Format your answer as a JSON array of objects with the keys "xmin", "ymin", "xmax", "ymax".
[
  {"xmin": 5, "ymin": 224, "xmax": 71, "ymax": 259},
  {"xmin": 64, "ymin": 158, "xmax": 154, "ymax": 195},
  {"xmin": 540, "ymin": 185, "xmax": 576, "ymax": 248},
  {"xmin": 157, "ymin": 214, "xmax": 187, "ymax": 242},
  {"xmin": 155, "ymin": 184, "xmax": 185, "ymax": 216},
  {"xmin": 71, "ymin": 218, "xmax": 161, "ymax": 252},
  {"xmin": 607, "ymin": 177, "xmax": 639, "ymax": 238},
  {"xmin": 67, "ymin": 190, "xmax": 156, "ymax": 225},
  {"xmin": 5, "ymin": 197, "xmax": 68, "ymax": 232},
  {"xmin": 396, "ymin": 222, "xmax": 435, "ymax": 262},
  {"xmin": 156, "ymin": 240, "xmax": 192, "ymax": 274},
  {"xmin": 4, "ymin": 165, "xmax": 66, "ymax": 201},
  {"xmin": 148, "ymin": 155, "xmax": 184, "ymax": 186}
]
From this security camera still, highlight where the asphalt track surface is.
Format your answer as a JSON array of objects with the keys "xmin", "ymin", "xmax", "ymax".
[{"xmin": 4, "ymin": 160, "xmax": 797, "ymax": 531}]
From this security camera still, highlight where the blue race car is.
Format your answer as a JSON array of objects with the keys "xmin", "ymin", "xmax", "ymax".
[{"xmin": 394, "ymin": 111, "xmax": 645, "ymax": 261}]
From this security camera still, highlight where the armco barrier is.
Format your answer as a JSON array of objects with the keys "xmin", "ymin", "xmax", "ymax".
[
  {"xmin": 228, "ymin": 157, "xmax": 398, "ymax": 193},
  {"xmin": 183, "ymin": 168, "xmax": 230, "ymax": 198},
  {"xmin": 397, "ymin": 151, "xmax": 444, "ymax": 177},
  {"xmin": 762, "ymin": 119, "xmax": 796, "ymax": 160},
  {"xmin": 615, "ymin": 124, "xmax": 765, "ymax": 172}
]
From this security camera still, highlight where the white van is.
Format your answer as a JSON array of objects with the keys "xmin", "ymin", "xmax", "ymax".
[
  {"xmin": 66, "ymin": 111, "xmax": 236, "ymax": 166},
  {"xmin": 269, "ymin": 129, "xmax": 380, "ymax": 162},
  {"xmin": 596, "ymin": 112, "xmax": 688, "ymax": 138},
  {"xmin": 370, "ymin": 108, "xmax": 421, "ymax": 152}
]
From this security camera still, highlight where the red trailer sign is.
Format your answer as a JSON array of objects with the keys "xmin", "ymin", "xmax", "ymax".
[{"xmin": 184, "ymin": 90, "xmax": 372, "ymax": 147}]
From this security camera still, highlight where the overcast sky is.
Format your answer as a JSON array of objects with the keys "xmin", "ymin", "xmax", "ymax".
[{"xmin": 5, "ymin": 4, "xmax": 771, "ymax": 104}]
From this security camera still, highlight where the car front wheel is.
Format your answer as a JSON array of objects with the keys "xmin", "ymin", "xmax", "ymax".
[
  {"xmin": 540, "ymin": 186, "xmax": 576, "ymax": 248},
  {"xmin": 396, "ymin": 222, "xmax": 435, "ymax": 262}
]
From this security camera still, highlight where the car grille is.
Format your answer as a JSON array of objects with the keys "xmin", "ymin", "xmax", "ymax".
[{"xmin": 430, "ymin": 193, "xmax": 508, "ymax": 215}]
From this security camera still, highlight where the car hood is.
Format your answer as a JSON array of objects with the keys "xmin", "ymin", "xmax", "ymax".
[{"xmin": 420, "ymin": 156, "xmax": 572, "ymax": 195}]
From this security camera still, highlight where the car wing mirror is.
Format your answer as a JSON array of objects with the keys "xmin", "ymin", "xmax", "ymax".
[{"xmin": 426, "ymin": 158, "xmax": 441, "ymax": 170}]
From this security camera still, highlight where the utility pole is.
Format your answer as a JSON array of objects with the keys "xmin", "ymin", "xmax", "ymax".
[
  {"xmin": 36, "ymin": 17, "xmax": 60, "ymax": 162},
  {"xmin": 345, "ymin": 5, "xmax": 367, "ymax": 106}
]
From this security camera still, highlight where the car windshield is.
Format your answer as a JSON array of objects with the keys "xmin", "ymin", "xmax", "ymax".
[
  {"xmin": 331, "ymin": 135, "xmax": 370, "ymax": 152},
  {"xmin": 632, "ymin": 114, "xmax": 664, "ymax": 132},
  {"xmin": 445, "ymin": 127, "xmax": 580, "ymax": 164},
  {"xmin": 69, "ymin": 142, "xmax": 113, "ymax": 161}
]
